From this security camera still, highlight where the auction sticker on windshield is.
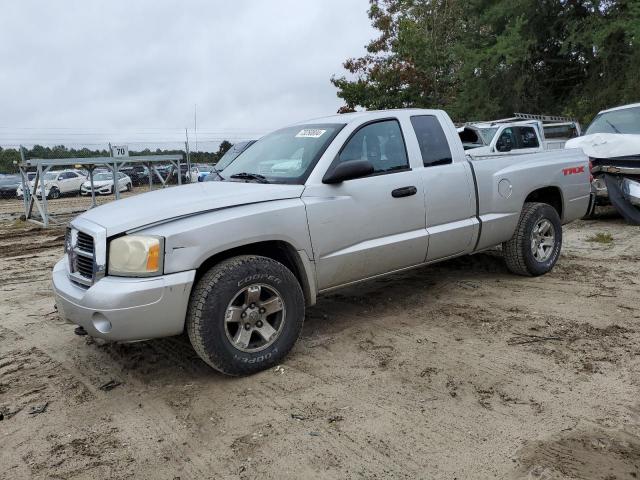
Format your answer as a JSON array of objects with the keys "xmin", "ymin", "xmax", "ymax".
[{"xmin": 295, "ymin": 129, "xmax": 326, "ymax": 138}]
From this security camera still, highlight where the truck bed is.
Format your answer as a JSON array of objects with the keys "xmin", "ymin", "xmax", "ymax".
[{"xmin": 468, "ymin": 148, "xmax": 591, "ymax": 251}]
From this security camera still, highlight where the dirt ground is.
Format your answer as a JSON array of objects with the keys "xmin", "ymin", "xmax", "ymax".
[{"xmin": 1, "ymin": 205, "xmax": 639, "ymax": 480}]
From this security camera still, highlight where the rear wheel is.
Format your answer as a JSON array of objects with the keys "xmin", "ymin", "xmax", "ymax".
[
  {"xmin": 503, "ymin": 202, "xmax": 562, "ymax": 276},
  {"xmin": 186, "ymin": 255, "xmax": 305, "ymax": 376}
]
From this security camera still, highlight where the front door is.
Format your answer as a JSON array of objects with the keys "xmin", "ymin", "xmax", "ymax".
[{"xmin": 303, "ymin": 119, "xmax": 428, "ymax": 290}]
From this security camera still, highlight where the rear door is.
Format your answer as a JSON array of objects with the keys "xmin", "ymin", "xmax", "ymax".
[
  {"xmin": 408, "ymin": 115, "xmax": 477, "ymax": 261},
  {"xmin": 303, "ymin": 118, "xmax": 427, "ymax": 290}
]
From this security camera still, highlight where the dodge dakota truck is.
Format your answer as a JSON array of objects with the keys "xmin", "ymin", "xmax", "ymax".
[{"xmin": 53, "ymin": 109, "xmax": 591, "ymax": 375}]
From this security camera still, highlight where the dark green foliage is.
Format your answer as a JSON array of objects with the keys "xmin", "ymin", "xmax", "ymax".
[{"xmin": 332, "ymin": 0, "xmax": 640, "ymax": 124}]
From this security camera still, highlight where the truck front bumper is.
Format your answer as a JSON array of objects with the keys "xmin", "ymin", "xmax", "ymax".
[{"xmin": 52, "ymin": 257, "xmax": 195, "ymax": 341}]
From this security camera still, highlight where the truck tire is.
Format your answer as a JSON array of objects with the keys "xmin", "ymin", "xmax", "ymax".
[
  {"xmin": 186, "ymin": 255, "xmax": 305, "ymax": 376},
  {"xmin": 503, "ymin": 202, "xmax": 562, "ymax": 276}
]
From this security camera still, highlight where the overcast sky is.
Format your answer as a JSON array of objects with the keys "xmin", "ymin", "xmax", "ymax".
[{"xmin": 0, "ymin": 1, "xmax": 374, "ymax": 150}]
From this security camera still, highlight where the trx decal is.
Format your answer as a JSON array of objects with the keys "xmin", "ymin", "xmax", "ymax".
[{"xmin": 562, "ymin": 166, "xmax": 585, "ymax": 176}]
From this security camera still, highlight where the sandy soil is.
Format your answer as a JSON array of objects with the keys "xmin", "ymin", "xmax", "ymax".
[{"xmin": 1, "ymin": 212, "xmax": 639, "ymax": 479}]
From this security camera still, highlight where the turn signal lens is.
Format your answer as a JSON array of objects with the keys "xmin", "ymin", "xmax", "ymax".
[{"xmin": 146, "ymin": 242, "xmax": 160, "ymax": 271}]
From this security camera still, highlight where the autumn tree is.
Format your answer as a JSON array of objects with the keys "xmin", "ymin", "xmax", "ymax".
[{"xmin": 332, "ymin": 0, "xmax": 640, "ymax": 124}]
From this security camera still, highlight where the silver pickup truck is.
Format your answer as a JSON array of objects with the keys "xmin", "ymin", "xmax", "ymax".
[{"xmin": 53, "ymin": 109, "xmax": 591, "ymax": 375}]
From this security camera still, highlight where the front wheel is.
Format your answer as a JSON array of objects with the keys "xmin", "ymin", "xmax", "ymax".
[
  {"xmin": 47, "ymin": 187, "xmax": 60, "ymax": 200},
  {"xmin": 503, "ymin": 202, "xmax": 562, "ymax": 276},
  {"xmin": 186, "ymin": 255, "xmax": 305, "ymax": 376}
]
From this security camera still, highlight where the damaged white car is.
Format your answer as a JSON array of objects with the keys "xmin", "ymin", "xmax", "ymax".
[{"xmin": 566, "ymin": 103, "xmax": 640, "ymax": 224}]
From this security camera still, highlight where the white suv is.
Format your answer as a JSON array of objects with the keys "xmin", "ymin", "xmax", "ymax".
[{"xmin": 17, "ymin": 169, "xmax": 86, "ymax": 199}]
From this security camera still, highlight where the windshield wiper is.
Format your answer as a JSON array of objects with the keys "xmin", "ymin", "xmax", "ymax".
[
  {"xmin": 606, "ymin": 119, "xmax": 622, "ymax": 134},
  {"xmin": 229, "ymin": 172, "xmax": 270, "ymax": 184}
]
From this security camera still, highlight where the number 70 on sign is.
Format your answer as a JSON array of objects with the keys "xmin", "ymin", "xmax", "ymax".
[{"xmin": 111, "ymin": 145, "xmax": 129, "ymax": 157}]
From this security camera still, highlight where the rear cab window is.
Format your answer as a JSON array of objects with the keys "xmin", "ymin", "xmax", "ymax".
[
  {"xmin": 515, "ymin": 127, "xmax": 539, "ymax": 148},
  {"xmin": 410, "ymin": 116, "xmax": 452, "ymax": 167}
]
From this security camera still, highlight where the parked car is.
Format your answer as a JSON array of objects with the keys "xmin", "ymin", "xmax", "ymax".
[
  {"xmin": 119, "ymin": 166, "xmax": 150, "ymax": 186},
  {"xmin": 17, "ymin": 169, "xmax": 86, "ymax": 199},
  {"xmin": 53, "ymin": 109, "xmax": 590, "ymax": 376},
  {"xmin": 80, "ymin": 172, "xmax": 132, "ymax": 196},
  {"xmin": 0, "ymin": 174, "xmax": 22, "ymax": 198},
  {"xmin": 565, "ymin": 102, "xmax": 640, "ymax": 224},
  {"xmin": 178, "ymin": 164, "xmax": 199, "ymax": 183},
  {"xmin": 196, "ymin": 164, "xmax": 214, "ymax": 182},
  {"xmin": 152, "ymin": 164, "xmax": 173, "ymax": 184}
]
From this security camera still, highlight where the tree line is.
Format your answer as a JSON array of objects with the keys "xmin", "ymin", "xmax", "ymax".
[
  {"xmin": 0, "ymin": 141, "xmax": 233, "ymax": 174},
  {"xmin": 331, "ymin": 0, "xmax": 640, "ymax": 124}
]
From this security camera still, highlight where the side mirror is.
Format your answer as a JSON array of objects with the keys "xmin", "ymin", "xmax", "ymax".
[
  {"xmin": 322, "ymin": 160, "xmax": 374, "ymax": 184},
  {"xmin": 58, "ymin": 176, "xmax": 64, "ymax": 181}
]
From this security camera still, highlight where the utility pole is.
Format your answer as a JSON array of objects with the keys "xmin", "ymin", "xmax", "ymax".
[
  {"xmin": 185, "ymin": 128, "xmax": 192, "ymax": 183},
  {"xmin": 194, "ymin": 103, "xmax": 198, "ymax": 152}
]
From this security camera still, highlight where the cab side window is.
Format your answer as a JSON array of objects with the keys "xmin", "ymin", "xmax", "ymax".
[
  {"xmin": 338, "ymin": 120, "xmax": 409, "ymax": 174},
  {"xmin": 515, "ymin": 127, "xmax": 539, "ymax": 148},
  {"xmin": 410, "ymin": 115, "xmax": 452, "ymax": 167},
  {"xmin": 496, "ymin": 128, "xmax": 516, "ymax": 152}
]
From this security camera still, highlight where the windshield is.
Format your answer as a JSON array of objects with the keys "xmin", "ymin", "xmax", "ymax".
[
  {"xmin": 44, "ymin": 172, "xmax": 58, "ymax": 181},
  {"xmin": 93, "ymin": 173, "xmax": 113, "ymax": 181},
  {"xmin": 0, "ymin": 175, "xmax": 20, "ymax": 185},
  {"xmin": 586, "ymin": 107, "xmax": 640, "ymax": 135},
  {"xmin": 221, "ymin": 125, "xmax": 343, "ymax": 184},
  {"xmin": 477, "ymin": 127, "xmax": 499, "ymax": 144},
  {"xmin": 216, "ymin": 141, "xmax": 253, "ymax": 171}
]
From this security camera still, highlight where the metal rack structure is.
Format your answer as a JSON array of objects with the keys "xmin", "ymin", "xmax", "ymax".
[{"xmin": 19, "ymin": 152, "xmax": 185, "ymax": 227}]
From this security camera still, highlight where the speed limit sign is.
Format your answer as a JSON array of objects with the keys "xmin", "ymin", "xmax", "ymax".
[{"xmin": 111, "ymin": 145, "xmax": 129, "ymax": 157}]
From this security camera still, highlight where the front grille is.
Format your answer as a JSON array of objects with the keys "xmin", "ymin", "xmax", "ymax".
[
  {"xmin": 77, "ymin": 231, "xmax": 94, "ymax": 254},
  {"xmin": 75, "ymin": 254, "xmax": 94, "ymax": 278},
  {"xmin": 68, "ymin": 228, "xmax": 97, "ymax": 285}
]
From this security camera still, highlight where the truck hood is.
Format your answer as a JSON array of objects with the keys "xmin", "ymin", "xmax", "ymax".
[
  {"xmin": 565, "ymin": 133, "xmax": 640, "ymax": 158},
  {"xmin": 75, "ymin": 181, "xmax": 305, "ymax": 236}
]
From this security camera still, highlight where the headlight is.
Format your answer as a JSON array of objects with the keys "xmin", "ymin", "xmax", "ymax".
[{"xmin": 108, "ymin": 235, "xmax": 164, "ymax": 276}]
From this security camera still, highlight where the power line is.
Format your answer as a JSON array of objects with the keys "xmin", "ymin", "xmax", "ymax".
[{"xmin": 0, "ymin": 126, "xmax": 267, "ymax": 133}]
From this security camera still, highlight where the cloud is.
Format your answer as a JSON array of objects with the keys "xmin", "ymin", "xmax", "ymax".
[{"xmin": 0, "ymin": 0, "xmax": 374, "ymax": 150}]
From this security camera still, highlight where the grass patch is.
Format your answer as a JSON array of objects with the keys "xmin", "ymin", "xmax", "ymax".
[{"xmin": 586, "ymin": 232, "xmax": 614, "ymax": 244}]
